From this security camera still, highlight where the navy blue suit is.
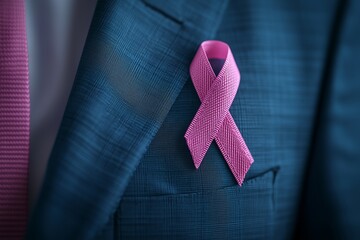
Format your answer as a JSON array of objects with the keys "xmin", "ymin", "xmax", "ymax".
[{"xmin": 28, "ymin": 0, "xmax": 360, "ymax": 239}]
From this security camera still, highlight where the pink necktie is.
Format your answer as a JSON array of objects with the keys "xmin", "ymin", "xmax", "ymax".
[
  {"xmin": 0, "ymin": 0, "xmax": 30, "ymax": 238},
  {"xmin": 185, "ymin": 40, "xmax": 253, "ymax": 185}
]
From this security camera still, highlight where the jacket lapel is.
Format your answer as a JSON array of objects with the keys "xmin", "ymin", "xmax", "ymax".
[{"xmin": 28, "ymin": 0, "xmax": 229, "ymax": 239}]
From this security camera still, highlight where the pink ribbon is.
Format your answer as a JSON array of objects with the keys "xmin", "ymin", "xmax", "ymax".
[{"xmin": 185, "ymin": 40, "xmax": 254, "ymax": 185}]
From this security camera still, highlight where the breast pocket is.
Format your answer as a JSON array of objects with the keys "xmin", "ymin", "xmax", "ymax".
[{"xmin": 117, "ymin": 168, "xmax": 277, "ymax": 239}]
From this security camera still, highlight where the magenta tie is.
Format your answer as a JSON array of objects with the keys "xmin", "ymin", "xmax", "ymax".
[
  {"xmin": 185, "ymin": 41, "xmax": 253, "ymax": 185},
  {"xmin": 0, "ymin": 0, "xmax": 30, "ymax": 238}
]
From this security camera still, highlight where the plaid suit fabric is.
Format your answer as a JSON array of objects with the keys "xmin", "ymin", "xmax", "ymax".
[{"xmin": 28, "ymin": 0, "xmax": 360, "ymax": 239}]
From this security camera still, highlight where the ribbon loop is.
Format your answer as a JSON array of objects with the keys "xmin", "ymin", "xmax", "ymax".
[{"xmin": 185, "ymin": 40, "xmax": 253, "ymax": 185}]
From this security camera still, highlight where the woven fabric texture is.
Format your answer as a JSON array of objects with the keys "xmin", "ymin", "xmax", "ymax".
[
  {"xmin": 185, "ymin": 40, "xmax": 253, "ymax": 185},
  {"xmin": 28, "ymin": 0, "xmax": 360, "ymax": 239},
  {"xmin": 0, "ymin": 0, "xmax": 30, "ymax": 239}
]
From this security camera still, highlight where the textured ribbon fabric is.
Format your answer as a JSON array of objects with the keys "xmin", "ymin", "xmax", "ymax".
[
  {"xmin": 0, "ymin": 0, "xmax": 30, "ymax": 238},
  {"xmin": 185, "ymin": 40, "xmax": 253, "ymax": 185}
]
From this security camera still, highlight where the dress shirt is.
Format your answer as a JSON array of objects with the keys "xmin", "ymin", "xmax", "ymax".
[{"xmin": 25, "ymin": 0, "xmax": 97, "ymax": 209}]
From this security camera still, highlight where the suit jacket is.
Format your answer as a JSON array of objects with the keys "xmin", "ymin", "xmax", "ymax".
[{"xmin": 28, "ymin": 0, "xmax": 360, "ymax": 239}]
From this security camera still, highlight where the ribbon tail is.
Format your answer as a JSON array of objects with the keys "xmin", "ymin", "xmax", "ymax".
[
  {"xmin": 215, "ymin": 113, "xmax": 254, "ymax": 185},
  {"xmin": 185, "ymin": 116, "xmax": 217, "ymax": 169}
]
